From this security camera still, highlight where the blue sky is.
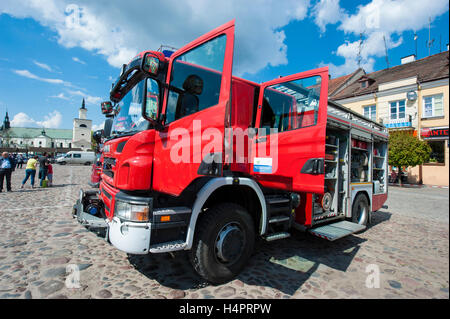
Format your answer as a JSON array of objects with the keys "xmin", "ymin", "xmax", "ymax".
[{"xmin": 0, "ymin": 0, "xmax": 448, "ymax": 130}]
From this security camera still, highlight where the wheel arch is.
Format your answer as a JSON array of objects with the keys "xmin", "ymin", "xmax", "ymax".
[{"xmin": 185, "ymin": 177, "xmax": 267, "ymax": 250}]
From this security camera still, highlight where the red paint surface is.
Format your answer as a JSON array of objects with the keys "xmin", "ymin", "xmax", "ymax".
[
  {"xmin": 152, "ymin": 20, "xmax": 235, "ymax": 196},
  {"xmin": 372, "ymin": 193, "xmax": 388, "ymax": 212},
  {"xmin": 251, "ymin": 67, "xmax": 329, "ymax": 194}
]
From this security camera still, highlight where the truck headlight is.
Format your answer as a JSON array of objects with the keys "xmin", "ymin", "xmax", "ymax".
[{"xmin": 115, "ymin": 201, "xmax": 150, "ymax": 222}]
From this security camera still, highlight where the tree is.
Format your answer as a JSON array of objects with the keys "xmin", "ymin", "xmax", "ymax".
[
  {"xmin": 388, "ymin": 131, "xmax": 432, "ymax": 184},
  {"xmin": 91, "ymin": 131, "xmax": 98, "ymax": 152}
]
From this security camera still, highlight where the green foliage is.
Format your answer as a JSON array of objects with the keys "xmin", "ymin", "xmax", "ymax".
[
  {"xmin": 388, "ymin": 131, "xmax": 432, "ymax": 168},
  {"xmin": 91, "ymin": 131, "xmax": 97, "ymax": 151}
]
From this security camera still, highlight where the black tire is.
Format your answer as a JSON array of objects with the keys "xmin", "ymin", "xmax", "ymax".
[
  {"xmin": 352, "ymin": 193, "xmax": 370, "ymax": 226},
  {"xmin": 60, "ymin": 161, "xmax": 66, "ymax": 165},
  {"xmin": 189, "ymin": 203, "xmax": 255, "ymax": 284},
  {"xmin": 85, "ymin": 162, "xmax": 91, "ymax": 166}
]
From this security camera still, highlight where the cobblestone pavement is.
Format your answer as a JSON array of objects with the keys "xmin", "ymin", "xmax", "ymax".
[{"xmin": 0, "ymin": 165, "xmax": 448, "ymax": 299}]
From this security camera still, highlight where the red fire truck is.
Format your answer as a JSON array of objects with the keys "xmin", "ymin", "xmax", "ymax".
[{"xmin": 74, "ymin": 20, "xmax": 388, "ymax": 284}]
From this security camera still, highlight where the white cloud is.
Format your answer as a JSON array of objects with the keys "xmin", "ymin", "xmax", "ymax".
[
  {"xmin": 312, "ymin": 0, "xmax": 347, "ymax": 32},
  {"xmin": 13, "ymin": 69, "xmax": 73, "ymax": 86},
  {"xmin": 36, "ymin": 110, "xmax": 62, "ymax": 128},
  {"xmin": 1, "ymin": 0, "xmax": 311, "ymax": 76},
  {"xmin": 313, "ymin": 0, "xmax": 449, "ymax": 76},
  {"xmin": 10, "ymin": 110, "xmax": 62, "ymax": 128},
  {"xmin": 50, "ymin": 92, "xmax": 71, "ymax": 100},
  {"xmin": 91, "ymin": 121, "xmax": 105, "ymax": 132},
  {"xmin": 67, "ymin": 89, "xmax": 101, "ymax": 105},
  {"xmin": 10, "ymin": 112, "xmax": 36, "ymax": 127},
  {"xmin": 72, "ymin": 57, "xmax": 86, "ymax": 64},
  {"xmin": 33, "ymin": 60, "xmax": 53, "ymax": 72}
]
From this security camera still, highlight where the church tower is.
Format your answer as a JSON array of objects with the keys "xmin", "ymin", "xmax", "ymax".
[
  {"xmin": 72, "ymin": 98, "xmax": 92, "ymax": 151},
  {"xmin": 2, "ymin": 111, "xmax": 10, "ymax": 131}
]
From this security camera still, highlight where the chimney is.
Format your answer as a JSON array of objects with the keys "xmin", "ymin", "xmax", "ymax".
[{"xmin": 401, "ymin": 54, "xmax": 416, "ymax": 64}]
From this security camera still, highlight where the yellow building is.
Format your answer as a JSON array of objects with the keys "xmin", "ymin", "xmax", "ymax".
[{"xmin": 331, "ymin": 51, "xmax": 449, "ymax": 186}]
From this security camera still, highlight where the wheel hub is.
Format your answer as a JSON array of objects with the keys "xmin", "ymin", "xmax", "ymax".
[{"xmin": 215, "ymin": 223, "xmax": 244, "ymax": 264}]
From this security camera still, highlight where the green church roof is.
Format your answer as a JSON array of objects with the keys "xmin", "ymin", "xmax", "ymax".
[{"xmin": 4, "ymin": 127, "xmax": 73, "ymax": 139}]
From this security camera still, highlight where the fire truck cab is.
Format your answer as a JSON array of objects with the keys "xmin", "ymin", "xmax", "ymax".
[{"xmin": 74, "ymin": 20, "xmax": 388, "ymax": 284}]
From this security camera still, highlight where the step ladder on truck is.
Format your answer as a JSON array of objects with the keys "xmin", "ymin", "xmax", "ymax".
[{"xmin": 73, "ymin": 20, "xmax": 389, "ymax": 284}]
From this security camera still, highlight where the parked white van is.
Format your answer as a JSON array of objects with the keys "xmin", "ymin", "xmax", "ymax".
[{"xmin": 57, "ymin": 151, "xmax": 96, "ymax": 165}]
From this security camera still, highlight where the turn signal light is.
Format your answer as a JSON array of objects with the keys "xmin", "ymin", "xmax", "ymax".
[
  {"xmin": 160, "ymin": 215, "xmax": 171, "ymax": 222},
  {"xmin": 135, "ymin": 208, "xmax": 150, "ymax": 221}
]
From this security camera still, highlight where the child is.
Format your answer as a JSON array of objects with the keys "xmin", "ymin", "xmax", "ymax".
[{"xmin": 47, "ymin": 163, "xmax": 53, "ymax": 187}]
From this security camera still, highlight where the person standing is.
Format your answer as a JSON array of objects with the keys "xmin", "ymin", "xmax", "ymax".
[
  {"xmin": 21, "ymin": 155, "xmax": 38, "ymax": 189},
  {"xmin": 38, "ymin": 152, "xmax": 49, "ymax": 187},
  {"xmin": 47, "ymin": 163, "xmax": 53, "ymax": 187},
  {"xmin": 0, "ymin": 152, "xmax": 15, "ymax": 192},
  {"xmin": 17, "ymin": 154, "xmax": 24, "ymax": 169}
]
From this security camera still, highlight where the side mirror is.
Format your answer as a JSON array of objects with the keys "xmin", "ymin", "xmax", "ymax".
[
  {"xmin": 101, "ymin": 101, "xmax": 113, "ymax": 114},
  {"xmin": 141, "ymin": 52, "xmax": 161, "ymax": 76},
  {"xmin": 104, "ymin": 118, "xmax": 113, "ymax": 137},
  {"xmin": 142, "ymin": 77, "xmax": 164, "ymax": 131}
]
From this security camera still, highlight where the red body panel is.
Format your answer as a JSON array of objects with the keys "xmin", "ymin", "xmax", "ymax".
[
  {"xmin": 372, "ymin": 193, "xmax": 388, "ymax": 212},
  {"xmin": 295, "ymin": 193, "xmax": 314, "ymax": 226},
  {"xmin": 251, "ymin": 67, "xmax": 329, "ymax": 194},
  {"xmin": 90, "ymin": 154, "xmax": 102, "ymax": 185},
  {"xmin": 101, "ymin": 130, "xmax": 155, "ymax": 191},
  {"xmin": 229, "ymin": 77, "xmax": 257, "ymax": 174},
  {"xmin": 152, "ymin": 20, "xmax": 235, "ymax": 197},
  {"xmin": 100, "ymin": 179, "xmax": 120, "ymax": 220}
]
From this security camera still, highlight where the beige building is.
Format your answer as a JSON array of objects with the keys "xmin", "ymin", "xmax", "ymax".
[
  {"xmin": 72, "ymin": 99, "xmax": 92, "ymax": 151},
  {"xmin": 330, "ymin": 51, "xmax": 449, "ymax": 186}
]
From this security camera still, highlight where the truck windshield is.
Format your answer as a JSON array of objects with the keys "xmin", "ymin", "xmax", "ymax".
[{"xmin": 111, "ymin": 79, "xmax": 148, "ymax": 135}]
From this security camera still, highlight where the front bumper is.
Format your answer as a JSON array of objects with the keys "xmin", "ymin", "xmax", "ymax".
[
  {"xmin": 108, "ymin": 217, "xmax": 151, "ymax": 254},
  {"xmin": 76, "ymin": 188, "xmax": 190, "ymax": 255}
]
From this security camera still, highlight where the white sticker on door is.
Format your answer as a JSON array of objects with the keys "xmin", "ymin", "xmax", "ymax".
[{"xmin": 253, "ymin": 157, "xmax": 273, "ymax": 173}]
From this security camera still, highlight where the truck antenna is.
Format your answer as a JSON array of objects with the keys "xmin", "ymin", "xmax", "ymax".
[{"xmin": 357, "ymin": 32, "xmax": 365, "ymax": 68}]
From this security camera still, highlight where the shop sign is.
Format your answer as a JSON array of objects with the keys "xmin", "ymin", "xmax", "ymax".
[{"xmin": 420, "ymin": 127, "xmax": 449, "ymax": 139}]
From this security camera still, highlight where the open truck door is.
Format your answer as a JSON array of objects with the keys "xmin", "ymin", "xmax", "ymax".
[
  {"xmin": 152, "ymin": 20, "xmax": 235, "ymax": 196},
  {"xmin": 252, "ymin": 67, "xmax": 329, "ymax": 194}
]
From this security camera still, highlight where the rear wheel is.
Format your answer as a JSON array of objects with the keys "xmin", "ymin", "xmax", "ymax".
[
  {"xmin": 85, "ymin": 162, "xmax": 91, "ymax": 166},
  {"xmin": 189, "ymin": 203, "xmax": 255, "ymax": 284},
  {"xmin": 352, "ymin": 193, "xmax": 370, "ymax": 226},
  {"xmin": 60, "ymin": 161, "xmax": 66, "ymax": 165}
]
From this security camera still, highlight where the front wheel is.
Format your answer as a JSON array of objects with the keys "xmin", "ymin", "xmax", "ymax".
[{"xmin": 189, "ymin": 203, "xmax": 255, "ymax": 284}]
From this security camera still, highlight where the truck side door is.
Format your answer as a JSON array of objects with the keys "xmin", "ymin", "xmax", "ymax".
[
  {"xmin": 152, "ymin": 20, "xmax": 235, "ymax": 196},
  {"xmin": 251, "ymin": 67, "xmax": 329, "ymax": 194}
]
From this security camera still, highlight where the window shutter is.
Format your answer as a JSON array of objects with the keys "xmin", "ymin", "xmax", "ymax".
[{"xmin": 434, "ymin": 94, "xmax": 443, "ymax": 116}]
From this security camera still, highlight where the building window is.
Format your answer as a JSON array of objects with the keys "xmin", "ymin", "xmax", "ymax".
[
  {"xmin": 423, "ymin": 94, "xmax": 444, "ymax": 118},
  {"xmin": 363, "ymin": 105, "xmax": 376, "ymax": 121},
  {"xmin": 426, "ymin": 140, "xmax": 445, "ymax": 164},
  {"xmin": 80, "ymin": 124, "xmax": 87, "ymax": 128},
  {"xmin": 390, "ymin": 100, "xmax": 406, "ymax": 120}
]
